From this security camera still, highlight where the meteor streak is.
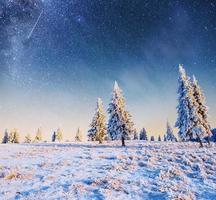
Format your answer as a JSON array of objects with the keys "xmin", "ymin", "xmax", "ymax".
[{"xmin": 23, "ymin": 10, "xmax": 43, "ymax": 46}]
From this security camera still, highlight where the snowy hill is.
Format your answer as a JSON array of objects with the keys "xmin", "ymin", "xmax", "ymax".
[{"xmin": 0, "ymin": 141, "xmax": 216, "ymax": 200}]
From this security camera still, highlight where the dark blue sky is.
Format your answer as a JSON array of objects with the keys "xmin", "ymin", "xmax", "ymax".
[{"xmin": 0, "ymin": 0, "xmax": 215, "ymax": 139}]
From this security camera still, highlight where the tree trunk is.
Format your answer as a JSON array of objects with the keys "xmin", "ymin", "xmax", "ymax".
[
  {"xmin": 207, "ymin": 136, "xmax": 210, "ymax": 146},
  {"xmin": 121, "ymin": 136, "xmax": 125, "ymax": 146},
  {"xmin": 196, "ymin": 134, "xmax": 203, "ymax": 148}
]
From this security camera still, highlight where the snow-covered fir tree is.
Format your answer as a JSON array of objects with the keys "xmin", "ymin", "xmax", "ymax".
[
  {"xmin": 191, "ymin": 75, "xmax": 211, "ymax": 142},
  {"xmin": 34, "ymin": 128, "xmax": 42, "ymax": 142},
  {"xmin": 211, "ymin": 129, "xmax": 216, "ymax": 142},
  {"xmin": 139, "ymin": 128, "xmax": 148, "ymax": 140},
  {"xmin": 2, "ymin": 129, "xmax": 9, "ymax": 144},
  {"xmin": 88, "ymin": 98, "xmax": 107, "ymax": 143},
  {"xmin": 133, "ymin": 130, "xmax": 139, "ymax": 140},
  {"xmin": 52, "ymin": 131, "xmax": 56, "ymax": 142},
  {"xmin": 75, "ymin": 128, "xmax": 83, "ymax": 142},
  {"xmin": 9, "ymin": 129, "xmax": 19, "ymax": 143},
  {"xmin": 150, "ymin": 136, "xmax": 155, "ymax": 141},
  {"xmin": 175, "ymin": 65, "xmax": 198, "ymax": 141},
  {"xmin": 107, "ymin": 81, "xmax": 135, "ymax": 144},
  {"xmin": 158, "ymin": 135, "xmax": 161, "ymax": 141},
  {"xmin": 24, "ymin": 134, "xmax": 32, "ymax": 143},
  {"xmin": 165, "ymin": 121, "xmax": 177, "ymax": 142},
  {"xmin": 56, "ymin": 128, "xmax": 63, "ymax": 142},
  {"xmin": 175, "ymin": 65, "xmax": 210, "ymax": 146}
]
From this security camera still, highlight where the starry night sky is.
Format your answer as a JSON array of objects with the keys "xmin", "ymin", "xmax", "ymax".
[{"xmin": 0, "ymin": 0, "xmax": 216, "ymax": 139}]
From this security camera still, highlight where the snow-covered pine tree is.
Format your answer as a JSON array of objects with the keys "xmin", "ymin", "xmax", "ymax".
[
  {"xmin": 75, "ymin": 128, "xmax": 83, "ymax": 142},
  {"xmin": 140, "ymin": 128, "xmax": 148, "ymax": 140},
  {"xmin": 52, "ymin": 131, "xmax": 56, "ymax": 142},
  {"xmin": 9, "ymin": 132, "xmax": 13, "ymax": 143},
  {"xmin": 2, "ymin": 129, "xmax": 9, "ymax": 144},
  {"xmin": 107, "ymin": 81, "xmax": 135, "ymax": 145},
  {"xmin": 150, "ymin": 136, "xmax": 155, "ymax": 141},
  {"xmin": 165, "ymin": 121, "xmax": 177, "ymax": 142},
  {"xmin": 34, "ymin": 128, "xmax": 42, "ymax": 143},
  {"xmin": 56, "ymin": 128, "xmax": 63, "ymax": 142},
  {"xmin": 14, "ymin": 130, "xmax": 19, "ymax": 143},
  {"xmin": 9, "ymin": 129, "xmax": 19, "ymax": 143},
  {"xmin": 133, "ymin": 130, "xmax": 139, "ymax": 140},
  {"xmin": 175, "ymin": 65, "xmax": 198, "ymax": 141},
  {"xmin": 88, "ymin": 98, "xmax": 107, "ymax": 143},
  {"xmin": 158, "ymin": 135, "xmax": 161, "ymax": 141},
  {"xmin": 211, "ymin": 129, "xmax": 216, "ymax": 142},
  {"xmin": 24, "ymin": 134, "xmax": 32, "ymax": 143},
  {"xmin": 191, "ymin": 75, "xmax": 211, "ymax": 143}
]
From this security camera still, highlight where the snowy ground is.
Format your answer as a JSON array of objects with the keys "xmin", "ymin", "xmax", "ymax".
[{"xmin": 0, "ymin": 141, "xmax": 216, "ymax": 200}]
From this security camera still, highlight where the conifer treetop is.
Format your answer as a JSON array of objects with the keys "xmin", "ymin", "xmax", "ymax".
[
  {"xmin": 192, "ymin": 75, "xmax": 198, "ymax": 85},
  {"xmin": 97, "ymin": 98, "xmax": 104, "ymax": 112},
  {"xmin": 179, "ymin": 64, "xmax": 186, "ymax": 77},
  {"xmin": 114, "ymin": 81, "xmax": 120, "ymax": 91},
  {"xmin": 97, "ymin": 97, "xmax": 102, "ymax": 106}
]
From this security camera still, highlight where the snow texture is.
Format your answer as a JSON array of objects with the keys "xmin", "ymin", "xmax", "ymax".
[{"xmin": 1, "ymin": 141, "xmax": 215, "ymax": 200}]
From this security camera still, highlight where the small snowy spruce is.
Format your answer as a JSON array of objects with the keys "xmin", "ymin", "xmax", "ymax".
[
  {"xmin": 211, "ymin": 129, "xmax": 216, "ymax": 142},
  {"xmin": 75, "ymin": 128, "xmax": 83, "ymax": 142},
  {"xmin": 52, "ymin": 131, "xmax": 56, "ymax": 142},
  {"xmin": 88, "ymin": 98, "xmax": 107, "ymax": 143},
  {"xmin": 9, "ymin": 129, "xmax": 19, "ymax": 143},
  {"xmin": 165, "ymin": 121, "xmax": 177, "ymax": 142},
  {"xmin": 107, "ymin": 81, "xmax": 135, "ymax": 141},
  {"xmin": 140, "ymin": 128, "xmax": 148, "ymax": 140},
  {"xmin": 34, "ymin": 128, "xmax": 42, "ymax": 142},
  {"xmin": 24, "ymin": 134, "xmax": 32, "ymax": 143},
  {"xmin": 2, "ymin": 129, "xmax": 9, "ymax": 144},
  {"xmin": 133, "ymin": 130, "xmax": 139, "ymax": 140},
  {"xmin": 150, "ymin": 136, "xmax": 155, "ymax": 141},
  {"xmin": 56, "ymin": 128, "xmax": 63, "ymax": 142}
]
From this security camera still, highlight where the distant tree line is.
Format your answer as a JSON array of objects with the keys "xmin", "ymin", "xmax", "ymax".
[{"xmin": 1, "ymin": 127, "xmax": 86, "ymax": 144}]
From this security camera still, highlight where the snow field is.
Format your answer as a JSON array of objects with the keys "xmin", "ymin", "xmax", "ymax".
[{"xmin": 0, "ymin": 141, "xmax": 216, "ymax": 200}]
